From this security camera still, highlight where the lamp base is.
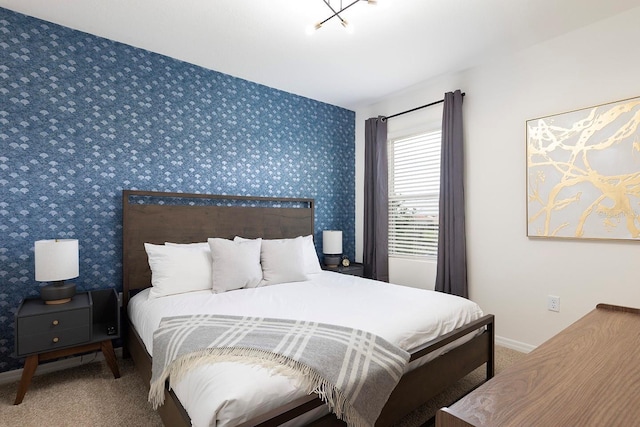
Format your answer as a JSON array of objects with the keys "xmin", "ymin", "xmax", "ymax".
[
  {"xmin": 41, "ymin": 282, "xmax": 76, "ymax": 305},
  {"xmin": 45, "ymin": 298, "xmax": 72, "ymax": 305},
  {"xmin": 323, "ymin": 255, "xmax": 341, "ymax": 268}
]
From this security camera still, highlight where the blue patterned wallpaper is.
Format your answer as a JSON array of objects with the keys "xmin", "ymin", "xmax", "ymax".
[{"xmin": 0, "ymin": 8, "xmax": 355, "ymax": 372}]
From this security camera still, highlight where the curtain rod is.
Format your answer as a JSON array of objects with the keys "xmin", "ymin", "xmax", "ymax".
[{"xmin": 384, "ymin": 92, "xmax": 465, "ymax": 120}]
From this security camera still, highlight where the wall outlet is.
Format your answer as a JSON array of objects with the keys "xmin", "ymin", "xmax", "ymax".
[{"xmin": 548, "ymin": 295, "xmax": 560, "ymax": 312}]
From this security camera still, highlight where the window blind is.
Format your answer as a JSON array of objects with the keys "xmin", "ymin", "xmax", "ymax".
[{"xmin": 388, "ymin": 130, "xmax": 441, "ymax": 257}]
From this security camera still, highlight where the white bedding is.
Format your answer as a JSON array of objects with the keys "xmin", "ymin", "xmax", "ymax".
[{"xmin": 128, "ymin": 271, "xmax": 484, "ymax": 427}]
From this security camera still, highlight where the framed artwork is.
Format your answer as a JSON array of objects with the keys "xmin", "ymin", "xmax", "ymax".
[{"xmin": 526, "ymin": 96, "xmax": 640, "ymax": 240}]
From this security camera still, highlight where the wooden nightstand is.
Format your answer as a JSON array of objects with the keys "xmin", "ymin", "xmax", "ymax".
[
  {"xmin": 14, "ymin": 289, "xmax": 121, "ymax": 404},
  {"xmin": 322, "ymin": 262, "xmax": 364, "ymax": 277}
]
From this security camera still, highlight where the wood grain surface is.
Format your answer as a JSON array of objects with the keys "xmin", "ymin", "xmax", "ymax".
[{"xmin": 436, "ymin": 304, "xmax": 640, "ymax": 427}]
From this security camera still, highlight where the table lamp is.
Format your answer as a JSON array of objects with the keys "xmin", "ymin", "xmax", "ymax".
[
  {"xmin": 322, "ymin": 230, "xmax": 342, "ymax": 267},
  {"xmin": 35, "ymin": 239, "xmax": 79, "ymax": 304}
]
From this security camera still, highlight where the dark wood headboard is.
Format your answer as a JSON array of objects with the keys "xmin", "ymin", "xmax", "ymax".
[{"xmin": 122, "ymin": 190, "xmax": 314, "ymax": 306}]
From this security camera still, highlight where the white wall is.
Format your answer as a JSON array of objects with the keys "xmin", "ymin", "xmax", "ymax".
[{"xmin": 355, "ymin": 6, "xmax": 640, "ymax": 351}]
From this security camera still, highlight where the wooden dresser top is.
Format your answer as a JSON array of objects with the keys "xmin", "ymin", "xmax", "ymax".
[{"xmin": 437, "ymin": 304, "xmax": 640, "ymax": 427}]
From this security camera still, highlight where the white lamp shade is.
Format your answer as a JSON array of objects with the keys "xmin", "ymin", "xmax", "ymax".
[
  {"xmin": 322, "ymin": 230, "xmax": 342, "ymax": 255},
  {"xmin": 35, "ymin": 239, "xmax": 79, "ymax": 282}
]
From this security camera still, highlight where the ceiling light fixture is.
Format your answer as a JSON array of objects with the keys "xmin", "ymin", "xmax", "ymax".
[{"xmin": 310, "ymin": 0, "xmax": 377, "ymax": 33}]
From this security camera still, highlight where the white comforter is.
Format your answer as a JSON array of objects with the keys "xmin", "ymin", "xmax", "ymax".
[{"xmin": 128, "ymin": 271, "xmax": 483, "ymax": 427}]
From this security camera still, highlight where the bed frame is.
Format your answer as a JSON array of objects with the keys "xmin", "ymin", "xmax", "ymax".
[{"xmin": 122, "ymin": 189, "xmax": 495, "ymax": 426}]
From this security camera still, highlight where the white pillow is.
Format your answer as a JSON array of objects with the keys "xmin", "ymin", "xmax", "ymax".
[
  {"xmin": 165, "ymin": 241, "xmax": 210, "ymax": 251},
  {"xmin": 144, "ymin": 243, "xmax": 213, "ymax": 299},
  {"xmin": 259, "ymin": 237, "xmax": 308, "ymax": 286},
  {"xmin": 207, "ymin": 238, "xmax": 263, "ymax": 292},
  {"xmin": 300, "ymin": 234, "xmax": 322, "ymax": 274},
  {"xmin": 234, "ymin": 234, "xmax": 322, "ymax": 274}
]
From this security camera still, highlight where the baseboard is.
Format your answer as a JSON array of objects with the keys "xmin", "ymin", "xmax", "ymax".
[
  {"xmin": 0, "ymin": 347, "xmax": 124, "ymax": 386},
  {"xmin": 496, "ymin": 335, "xmax": 536, "ymax": 353}
]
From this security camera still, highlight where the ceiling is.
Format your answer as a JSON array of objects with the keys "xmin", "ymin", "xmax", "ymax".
[{"xmin": 1, "ymin": 0, "xmax": 638, "ymax": 110}]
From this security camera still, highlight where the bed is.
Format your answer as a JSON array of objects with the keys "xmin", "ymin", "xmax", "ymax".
[{"xmin": 122, "ymin": 189, "xmax": 495, "ymax": 426}]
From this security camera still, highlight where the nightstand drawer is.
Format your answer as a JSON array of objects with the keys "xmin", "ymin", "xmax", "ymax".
[
  {"xmin": 17, "ymin": 326, "xmax": 91, "ymax": 355},
  {"xmin": 18, "ymin": 307, "xmax": 91, "ymax": 335}
]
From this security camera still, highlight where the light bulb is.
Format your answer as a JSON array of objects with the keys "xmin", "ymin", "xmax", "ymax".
[
  {"xmin": 305, "ymin": 22, "xmax": 322, "ymax": 35},
  {"xmin": 341, "ymin": 19, "xmax": 354, "ymax": 34}
]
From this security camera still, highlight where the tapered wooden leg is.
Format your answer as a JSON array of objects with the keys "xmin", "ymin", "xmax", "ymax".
[
  {"xmin": 14, "ymin": 355, "xmax": 39, "ymax": 405},
  {"xmin": 101, "ymin": 340, "xmax": 121, "ymax": 379}
]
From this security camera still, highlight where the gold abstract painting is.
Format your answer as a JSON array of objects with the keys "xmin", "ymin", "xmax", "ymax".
[{"xmin": 527, "ymin": 97, "xmax": 640, "ymax": 240}]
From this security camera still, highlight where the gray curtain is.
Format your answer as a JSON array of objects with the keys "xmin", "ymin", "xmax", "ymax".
[
  {"xmin": 435, "ymin": 90, "xmax": 468, "ymax": 298},
  {"xmin": 363, "ymin": 116, "xmax": 389, "ymax": 282}
]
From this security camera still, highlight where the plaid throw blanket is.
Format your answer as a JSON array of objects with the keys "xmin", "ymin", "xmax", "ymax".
[{"xmin": 149, "ymin": 314, "xmax": 410, "ymax": 427}]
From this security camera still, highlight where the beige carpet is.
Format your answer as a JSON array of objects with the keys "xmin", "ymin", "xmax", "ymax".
[
  {"xmin": 0, "ymin": 346, "xmax": 525, "ymax": 427},
  {"xmin": 0, "ymin": 357, "xmax": 163, "ymax": 427}
]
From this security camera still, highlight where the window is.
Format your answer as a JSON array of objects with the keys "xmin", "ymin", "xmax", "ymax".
[{"xmin": 388, "ymin": 129, "xmax": 441, "ymax": 257}]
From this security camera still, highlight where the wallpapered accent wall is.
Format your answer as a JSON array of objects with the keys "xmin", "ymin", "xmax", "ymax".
[{"xmin": 0, "ymin": 8, "xmax": 355, "ymax": 372}]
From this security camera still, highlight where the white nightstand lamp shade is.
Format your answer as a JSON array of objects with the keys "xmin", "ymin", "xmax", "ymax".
[
  {"xmin": 35, "ymin": 239, "xmax": 79, "ymax": 305},
  {"xmin": 322, "ymin": 230, "xmax": 342, "ymax": 267}
]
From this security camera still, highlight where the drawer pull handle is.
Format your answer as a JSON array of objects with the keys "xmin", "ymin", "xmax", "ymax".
[
  {"xmin": 52, "ymin": 337, "xmax": 59, "ymax": 343},
  {"xmin": 52, "ymin": 320, "xmax": 59, "ymax": 326}
]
